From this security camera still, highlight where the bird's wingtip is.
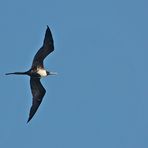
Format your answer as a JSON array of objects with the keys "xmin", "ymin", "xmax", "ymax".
[
  {"xmin": 47, "ymin": 25, "xmax": 49, "ymax": 29},
  {"xmin": 27, "ymin": 117, "xmax": 31, "ymax": 123}
]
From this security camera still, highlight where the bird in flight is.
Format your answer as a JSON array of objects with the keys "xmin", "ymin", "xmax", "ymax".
[{"xmin": 6, "ymin": 26, "xmax": 57, "ymax": 123}]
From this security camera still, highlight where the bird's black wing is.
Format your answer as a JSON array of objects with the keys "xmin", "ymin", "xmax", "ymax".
[
  {"xmin": 32, "ymin": 26, "xmax": 54, "ymax": 69},
  {"xmin": 27, "ymin": 77, "xmax": 46, "ymax": 123}
]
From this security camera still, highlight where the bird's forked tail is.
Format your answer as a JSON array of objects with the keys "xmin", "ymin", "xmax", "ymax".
[{"xmin": 5, "ymin": 72, "xmax": 28, "ymax": 75}]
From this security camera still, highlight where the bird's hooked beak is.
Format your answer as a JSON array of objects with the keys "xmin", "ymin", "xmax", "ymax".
[{"xmin": 47, "ymin": 71, "xmax": 58, "ymax": 75}]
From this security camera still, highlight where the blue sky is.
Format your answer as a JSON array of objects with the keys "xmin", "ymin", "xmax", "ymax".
[{"xmin": 0, "ymin": 0, "xmax": 148, "ymax": 147}]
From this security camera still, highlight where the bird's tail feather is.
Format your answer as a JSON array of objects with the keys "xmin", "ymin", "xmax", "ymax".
[{"xmin": 5, "ymin": 72, "xmax": 27, "ymax": 75}]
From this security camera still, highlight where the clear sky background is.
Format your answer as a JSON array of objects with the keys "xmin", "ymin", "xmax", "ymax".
[{"xmin": 0, "ymin": 0, "xmax": 148, "ymax": 147}]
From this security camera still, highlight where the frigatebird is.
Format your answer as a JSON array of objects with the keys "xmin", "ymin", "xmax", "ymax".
[{"xmin": 6, "ymin": 26, "xmax": 57, "ymax": 123}]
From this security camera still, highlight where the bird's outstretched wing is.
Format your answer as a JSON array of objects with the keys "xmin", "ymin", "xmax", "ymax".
[
  {"xmin": 27, "ymin": 77, "xmax": 46, "ymax": 123},
  {"xmin": 32, "ymin": 26, "xmax": 54, "ymax": 69}
]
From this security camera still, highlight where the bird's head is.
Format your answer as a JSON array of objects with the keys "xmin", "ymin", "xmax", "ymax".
[{"xmin": 46, "ymin": 71, "xmax": 58, "ymax": 75}]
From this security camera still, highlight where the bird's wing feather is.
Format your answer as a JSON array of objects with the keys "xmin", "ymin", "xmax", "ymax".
[
  {"xmin": 32, "ymin": 26, "xmax": 54, "ymax": 68},
  {"xmin": 27, "ymin": 77, "xmax": 46, "ymax": 123}
]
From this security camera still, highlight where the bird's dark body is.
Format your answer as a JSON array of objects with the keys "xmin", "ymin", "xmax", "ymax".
[
  {"xmin": 27, "ymin": 68, "xmax": 43, "ymax": 78},
  {"xmin": 6, "ymin": 26, "xmax": 55, "ymax": 123}
]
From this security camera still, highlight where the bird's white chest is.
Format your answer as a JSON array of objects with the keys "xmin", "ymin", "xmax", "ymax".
[{"xmin": 37, "ymin": 69, "xmax": 47, "ymax": 77}]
